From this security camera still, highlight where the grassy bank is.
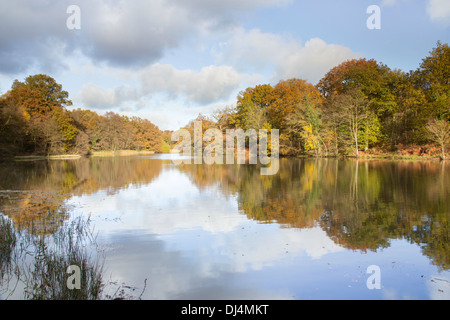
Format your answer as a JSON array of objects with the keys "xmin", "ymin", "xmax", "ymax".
[
  {"xmin": 8, "ymin": 144, "xmax": 446, "ymax": 162},
  {"xmin": 294, "ymin": 144, "xmax": 444, "ymax": 161},
  {"xmin": 350, "ymin": 144, "xmax": 443, "ymax": 161},
  {"xmin": 90, "ymin": 150, "xmax": 156, "ymax": 157},
  {"xmin": 350, "ymin": 154, "xmax": 439, "ymax": 161},
  {"xmin": 11, "ymin": 150, "xmax": 158, "ymax": 161},
  {"xmin": 295, "ymin": 154, "xmax": 442, "ymax": 161},
  {"xmin": 14, "ymin": 155, "xmax": 82, "ymax": 161}
]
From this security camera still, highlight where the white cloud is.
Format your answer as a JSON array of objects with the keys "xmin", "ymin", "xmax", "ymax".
[
  {"xmin": 170, "ymin": 0, "xmax": 292, "ymax": 17},
  {"xmin": 70, "ymin": 168, "xmax": 345, "ymax": 271},
  {"xmin": 220, "ymin": 28, "xmax": 362, "ymax": 84},
  {"xmin": 427, "ymin": 0, "xmax": 450, "ymax": 25},
  {"xmin": 77, "ymin": 63, "xmax": 253, "ymax": 113},
  {"xmin": 140, "ymin": 64, "xmax": 245, "ymax": 104},
  {"xmin": 0, "ymin": 0, "xmax": 189, "ymax": 71},
  {"xmin": 81, "ymin": 0, "xmax": 193, "ymax": 67},
  {"xmin": 0, "ymin": 0, "xmax": 293, "ymax": 74},
  {"xmin": 381, "ymin": 0, "xmax": 396, "ymax": 5},
  {"xmin": 276, "ymin": 38, "xmax": 362, "ymax": 84},
  {"xmin": 381, "ymin": 0, "xmax": 409, "ymax": 6},
  {"xmin": 78, "ymin": 83, "xmax": 139, "ymax": 109},
  {"xmin": 382, "ymin": 0, "xmax": 450, "ymax": 25},
  {"xmin": 75, "ymin": 27, "xmax": 359, "ymax": 126},
  {"xmin": 0, "ymin": 0, "xmax": 69, "ymax": 73}
]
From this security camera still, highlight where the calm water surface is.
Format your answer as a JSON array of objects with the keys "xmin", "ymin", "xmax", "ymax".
[{"xmin": 0, "ymin": 155, "xmax": 449, "ymax": 299}]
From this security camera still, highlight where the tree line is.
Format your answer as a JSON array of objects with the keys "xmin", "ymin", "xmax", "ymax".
[
  {"xmin": 0, "ymin": 74, "xmax": 167, "ymax": 157},
  {"xmin": 1, "ymin": 41, "xmax": 448, "ymax": 158},
  {"xmin": 201, "ymin": 41, "xmax": 449, "ymax": 158}
]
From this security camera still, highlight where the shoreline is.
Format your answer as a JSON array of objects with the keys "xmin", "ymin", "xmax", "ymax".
[
  {"xmin": 294, "ymin": 154, "xmax": 441, "ymax": 161},
  {"xmin": 89, "ymin": 150, "xmax": 156, "ymax": 157},
  {"xmin": 11, "ymin": 150, "xmax": 156, "ymax": 161},
  {"xmin": 13, "ymin": 154, "xmax": 83, "ymax": 161},
  {"xmin": 3, "ymin": 144, "xmax": 446, "ymax": 162},
  {"xmin": 6, "ymin": 152, "xmax": 444, "ymax": 162}
]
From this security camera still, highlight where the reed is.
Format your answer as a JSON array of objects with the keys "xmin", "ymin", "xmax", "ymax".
[
  {"xmin": 0, "ymin": 214, "xmax": 105, "ymax": 300},
  {"xmin": 0, "ymin": 215, "xmax": 16, "ymax": 279}
]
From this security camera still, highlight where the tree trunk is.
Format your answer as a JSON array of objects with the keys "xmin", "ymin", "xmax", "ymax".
[{"xmin": 334, "ymin": 126, "xmax": 338, "ymax": 157}]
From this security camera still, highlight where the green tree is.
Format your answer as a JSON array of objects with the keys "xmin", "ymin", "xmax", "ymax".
[
  {"xmin": 360, "ymin": 111, "xmax": 383, "ymax": 151},
  {"xmin": 234, "ymin": 84, "xmax": 274, "ymax": 130},
  {"xmin": 415, "ymin": 41, "xmax": 450, "ymax": 120},
  {"xmin": 50, "ymin": 107, "xmax": 79, "ymax": 153},
  {"xmin": 384, "ymin": 70, "xmax": 428, "ymax": 146},
  {"xmin": 285, "ymin": 99, "xmax": 324, "ymax": 156}
]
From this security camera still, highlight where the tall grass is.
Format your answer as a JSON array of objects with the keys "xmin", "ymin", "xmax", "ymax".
[
  {"xmin": 0, "ymin": 215, "xmax": 16, "ymax": 280},
  {"xmin": 0, "ymin": 214, "xmax": 105, "ymax": 300},
  {"xmin": 24, "ymin": 216, "xmax": 104, "ymax": 300}
]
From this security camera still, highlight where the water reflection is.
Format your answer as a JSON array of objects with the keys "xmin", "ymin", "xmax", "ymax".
[
  {"xmin": 178, "ymin": 159, "xmax": 449, "ymax": 271},
  {"xmin": 0, "ymin": 157, "xmax": 162, "ymax": 233},
  {"xmin": 0, "ymin": 156, "xmax": 449, "ymax": 299}
]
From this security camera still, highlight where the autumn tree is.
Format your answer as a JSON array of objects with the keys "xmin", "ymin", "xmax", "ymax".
[
  {"xmin": 212, "ymin": 106, "xmax": 236, "ymax": 132},
  {"xmin": 1, "ymin": 75, "xmax": 78, "ymax": 154},
  {"xmin": 181, "ymin": 114, "xmax": 218, "ymax": 156},
  {"xmin": 317, "ymin": 58, "xmax": 396, "ymax": 148},
  {"xmin": 317, "ymin": 59, "xmax": 395, "ymax": 110},
  {"xmin": 130, "ymin": 117, "xmax": 162, "ymax": 152},
  {"xmin": 12, "ymin": 74, "xmax": 72, "ymax": 108},
  {"xmin": 69, "ymin": 109, "xmax": 163, "ymax": 154},
  {"xmin": 2, "ymin": 42, "xmax": 448, "ymax": 159},
  {"xmin": 70, "ymin": 108, "xmax": 102, "ymax": 152},
  {"xmin": 94, "ymin": 112, "xmax": 136, "ymax": 151},
  {"xmin": 268, "ymin": 79, "xmax": 322, "ymax": 130},
  {"xmin": 0, "ymin": 91, "xmax": 29, "ymax": 155}
]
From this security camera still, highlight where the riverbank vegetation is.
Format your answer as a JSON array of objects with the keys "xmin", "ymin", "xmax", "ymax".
[
  {"xmin": 0, "ymin": 212, "xmax": 146, "ymax": 300},
  {"xmin": 0, "ymin": 214, "xmax": 104, "ymax": 299},
  {"xmin": 0, "ymin": 75, "xmax": 167, "ymax": 157},
  {"xmin": 1, "ymin": 42, "xmax": 448, "ymax": 159},
  {"xmin": 209, "ymin": 41, "xmax": 449, "ymax": 159}
]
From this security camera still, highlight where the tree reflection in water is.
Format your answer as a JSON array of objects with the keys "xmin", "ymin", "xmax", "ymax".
[{"xmin": 0, "ymin": 157, "xmax": 448, "ymax": 271}]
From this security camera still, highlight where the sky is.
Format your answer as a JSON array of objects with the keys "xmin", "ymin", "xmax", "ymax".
[{"xmin": 0, "ymin": 0, "xmax": 449, "ymax": 131}]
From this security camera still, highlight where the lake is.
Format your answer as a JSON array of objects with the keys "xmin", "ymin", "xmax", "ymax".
[{"xmin": 0, "ymin": 155, "xmax": 449, "ymax": 300}]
